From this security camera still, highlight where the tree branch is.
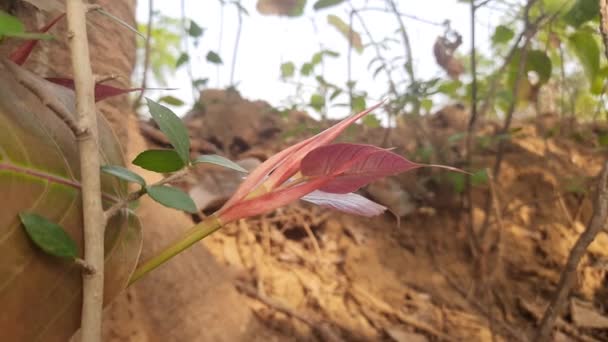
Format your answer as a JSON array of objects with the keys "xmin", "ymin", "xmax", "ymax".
[
  {"xmin": 534, "ymin": 162, "xmax": 608, "ymax": 341},
  {"xmin": 66, "ymin": 1, "xmax": 105, "ymax": 341}
]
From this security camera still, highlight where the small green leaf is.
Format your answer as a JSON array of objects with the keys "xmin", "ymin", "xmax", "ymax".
[
  {"xmin": 310, "ymin": 94, "xmax": 325, "ymax": 111},
  {"xmin": 327, "ymin": 14, "xmax": 364, "ymax": 53},
  {"xmin": 314, "ymin": 0, "xmax": 345, "ymax": 10},
  {"xmin": 351, "ymin": 95, "xmax": 366, "ymax": 113},
  {"xmin": 176, "ymin": 53, "xmax": 189, "ymax": 68},
  {"xmin": 146, "ymin": 98, "xmax": 191, "ymax": 164},
  {"xmin": 492, "ymin": 25, "xmax": 514, "ymax": 45},
  {"xmin": 193, "ymin": 78, "xmax": 209, "ymax": 88},
  {"xmin": 598, "ymin": 133, "xmax": 608, "ymax": 146},
  {"xmin": 101, "ymin": 165, "xmax": 146, "ymax": 186},
  {"xmin": 146, "ymin": 185, "xmax": 198, "ymax": 213},
  {"xmin": 188, "ymin": 20, "xmax": 204, "ymax": 37},
  {"xmin": 527, "ymin": 50, "xmax": 552, "ymax": 84},
  {"xmin": 0, "ymin": 10, "xmax": 24, "ymax": 35},
  {"xmin": 206, "ymin": 51, "xmax": 223, "ymax": 64},
  {"xmin": 193, "ymin": 154, "xmax": 248, "ymax": 173},
  {"xmin": 300, "ymin": 62, "xmax": 314, "ymax": 76},
  {"xmin": 421, "ymin": 98, "xmax": 433, "ymax": 112},
  {"xmin": 362, "ymin": 114, "xmax": 380, "ymax": 128},
  {"xmin": 158, "ymin": 95, "xmax": 185, "ymax": 106},
  {"xmin": 19, "ymin": 212, "xmax": 78, "ymax": 259},
  {"xmin": 280, "ymin": 62, "xmax": 295, "ymax": 78},
  {"xmin": 133, "ymin": 149, "xmax": 186, "ymax": 173},
  {"xmin": 471, "ymin": 169, "xmax": 488, "ymax": 186}
]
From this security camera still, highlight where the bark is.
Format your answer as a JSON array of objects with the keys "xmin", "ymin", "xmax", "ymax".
[{"xmin": 1, "ymin": 1, "xmax": 277, "ymax": 340}]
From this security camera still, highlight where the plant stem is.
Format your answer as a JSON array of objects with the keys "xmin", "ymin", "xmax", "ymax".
[
  {"xmin": 133, "ymin": 0, "xmax": 153, "ymax": 110},
  {"xmin": 128, "ymin": 216, "xmax": 223, "ymax": 285},
  {"xmin": 66, "ymin": 1, "xmax": 105, "ymax": 341}
]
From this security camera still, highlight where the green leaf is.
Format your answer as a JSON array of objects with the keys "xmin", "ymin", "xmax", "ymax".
[
  {"xmin": 280, "ymin": 61, "xmax": 295, "ymax": 78},
  {"xmin": 564, "ymin": 0, "xmax": 598, "ymax": 27},
  {"xmin": 492, "ymin": 25, "xmax": 514, "ymax": 45},
  {"xmin": 314, "ymin": 0, "xmax": 345, "ymax": 10},
  {"xmin": 568, "ymin": 31, "xmax": 599, "ymax": 86},
  {"xmin": 133, "ymin": 149, "xmax": 186, "ymax": 173},
  {"xmin": 471, "ymin": 169, "xmax": 488, "ymax": 186},
  {"xmin": 176, "ymin": 52, "xmax": 189, "ymax": 68},
  {"xmin": 206, "ymin": 51, "xmax": 223, "ymax": 64},
  {"xmin": 101, "ymin": 165, "xmax": 146, "ymax": 186},
  {"xmin": 527, "ymin": 50, "xmax": 552, "ymax": 84},
  {"xmin": 145, "ymin": 98, "xmax": 191, "ymax": 164},
  {"xmin": 146, "ymin": 185, "xmax": 198, "ymax": 213},
  {"xmin": 188, "ymin": 20, "xmax": 204, "ymax": 37},
  {"xmin": 158, "ymin": 95, "xmax": 185, "ymax": 106},
  {"xmin": 300, "ymin": 62, "xmax": 314, "ymax": 76},
  {"xmin": 310, "ymin": 94, "xmax": 325, "ymax": 111},
  {"xmin": 0, "ymin": 10, "xmax": 24, "ymax": 36},
  {"xmin": 421, "ymin": 98, "xmax": 433, "ymax": 112},
  {"xmin": 192, "ymin": 154, "xmax": 248, "ymax": 172},
  {"xmin": 598, "ymin": 133, "xmax": 608, "ymax": 146},
  {"xmin": 193, "ymin": 78, "xmax": 209, "ymax": 88},
  {"xmin": 362, "ymin": 114, "xmax": 380, "ymax": 128},
  {"xmin": 19, "ymin": 213, "xmax": 78, "ymax": 259},
  {"xmin": 327, "ymin": 14, "xmax": 363, "ymax": 53},
  {"xmin": 351, "ymin": 95, "xmax": 366, "ymax": 113}
]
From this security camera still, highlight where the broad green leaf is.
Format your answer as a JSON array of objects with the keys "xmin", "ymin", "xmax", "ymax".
[
  {"xmin": 145, "ymin": 98, "xmax": 191, "ymax": 164},
  {"xmin": 310, "ymin": 94, "xmax": 325, "ymax": 111},
  {"xmin": 314, "ymin": 0, "xmax": 345, "ymax": 10},
  {"xmin": 188, "ymin": 19, "xmax": 204, "ymax": 38},
  {"xmin": 327, "ymin": 14, "xmax": 363, "ymax": 53},
  {"xmin": 0, "ymin": 61, "xmax": 142, "ymax": 341},
  {"xmin": 158, "ymin": 95, "xmax": 185, "ymax": 106},
  {"xmin": 421, "ymin": 98, "xmax": 433, "ymax": 112},
  {"xmin": 0, "ymin": 10, "xmax": 24, "ymax": 35},
  {"xmin": 19, "ymin": 212, "xmax": 78, "ymax": 259},
  {"xmin": 300, "ymin": 62, "xmax": 314, "ymax": 76},
  {"xmin": 192, "ymin": 154, "xmax": 248, "ymax": 173},
  {"xmin": 101, "ymin": 165, "xmax": 146, "ymax": 186},
  {"xmin": 564, "ymin": 0, "xmax": 598, "ymax": 27},
  {"xmin": 206, "ymin": 51, "xmax": 223, "ymax": 64},
  {"xmin": 491, "ymin": 25, "xmax": 514, "ymax": 45},
  {"xmin": 146, "ymin": 185, "xmax": 198, "ymax": 213},
  {"xmin": 527, "ymin": 50, "xmax": 552, "ymax": 84},
  {"xmin": 280, "ymin": 61, "xmax": 295, "ymax": 78},
  {"xmin": 133, "ymin": 149, "xmax": 185, "ymax": 173},
  {"xmin": 568, "ymin": 31, "xmax": 599, "ymax": 87}
]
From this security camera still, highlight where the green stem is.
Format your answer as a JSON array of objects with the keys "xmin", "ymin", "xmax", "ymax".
[{"xmin": 128, "ymin": 215, "xmax": 223, "ymax": 285}]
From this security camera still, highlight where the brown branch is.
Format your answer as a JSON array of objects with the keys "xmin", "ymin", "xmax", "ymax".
[
  {"xmin": 534, "ymin": 162, "xmax": 608, "ymax": 341},
  {"xmin": 66, "ymin": 0, "xmax": 105, "ymax": 341}
]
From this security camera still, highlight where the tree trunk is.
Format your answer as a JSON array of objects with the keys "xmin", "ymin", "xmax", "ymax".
[{"xmin": 0, "ymin": 1, "xmax": 277, "ymax": 340}]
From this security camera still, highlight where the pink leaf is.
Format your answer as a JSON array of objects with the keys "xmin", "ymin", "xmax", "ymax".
[
  {"xmin": 45, "ymin": 77, "xmax": 144, "ymax": 102},
  {"xmin": 301, "ymin": 143, "xmax": 421, "ymax": 194},
  {"xmin": 301, "ymin": 190, "xmax": 387, "ymax": 217},
  {"xmin": 9, "ymin": 13, "xmax": 65, "ymax": 65},
  {"xmin": 218, "ymin": 177, "xmax": 331, "ymax": 223},
  {"xmin": 218, "ymin": 102, "xmax": 384, "ymax": 212}
]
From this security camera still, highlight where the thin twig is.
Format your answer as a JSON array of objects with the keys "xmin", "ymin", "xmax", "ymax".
[
  {"xmin": 534, "ymin": 162, "xmax": 608, "ymax": 341},
  {"xmin": 180, "ymin": 0, "xmax": 197, "ymax": 102},
  {"xmin": 104, "ymin": 168, "xmax": 190, "ymax": 220},
  {"xmin": 66, "ymin": 1, "xmax": 105, "ymax": 341},
  {"xmin": 229, "ymin": 2, "xmax": 243, "ymax": 86},
  {"xmin": 133, "ymin": 0, "xmax": 153, "ymax": 110},
  {"xmin": 387, "ymin": 0, "xmax": 419, "ymax": 115}
]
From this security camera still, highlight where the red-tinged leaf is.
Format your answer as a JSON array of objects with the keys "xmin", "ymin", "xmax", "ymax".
[
  {"xmin": 218, "ymin": 102, "xmax": 384, "ymax": 214},
  {"xmin": 218, "ymin": 177, "xmax": 331, "ymax": 223},
  {"xmin": 301, "ymin": 143, "xmax": 421, "ymax": 194},
  {"xmin": 9, "ymin": 13, "xmax": 65, "ymax": 65},
  {"xmin": 263, "ymin": 101, "xmax": 385, "ymax": 191},
  {"xmin": 301, "ymin": 190, "xmax": 386, "ymax": 217},
  {"xmin": 46, "ymin": 77, "xmax": 144, "ymax": 102}
]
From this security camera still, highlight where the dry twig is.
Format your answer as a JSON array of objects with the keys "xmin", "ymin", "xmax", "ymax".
[{"xmin": 534, "ymin": 163, "xmax": 608, "ymax": 341}]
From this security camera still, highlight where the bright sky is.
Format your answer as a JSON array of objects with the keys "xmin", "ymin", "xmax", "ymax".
[{"xmin": 136, "ymin": 1, "xmax": 499, "ymax": 118}]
